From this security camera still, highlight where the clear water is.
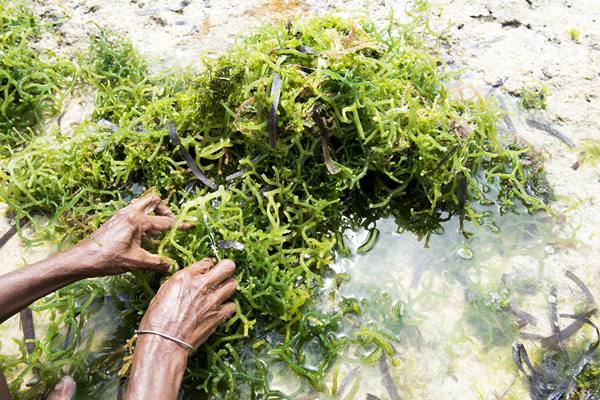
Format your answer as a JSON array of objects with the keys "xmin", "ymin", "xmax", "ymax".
[{"xmin": 264, "ymin": 211, "xmax": 598, "ymax": 399}]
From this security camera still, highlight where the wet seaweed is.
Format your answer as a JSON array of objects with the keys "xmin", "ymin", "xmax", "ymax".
[
  {"xmin": 514, "ymin": 273, "xmax": 600, "ymax": 400},
  {"xmin": 518, "ymin": 85, "xmax": 550, "ymax": 111},
  {"xmin": 167, "ymin": 122, "xmax": 218, "ymax": 190},
  {"xmin": 0, "ymin": 0, "xmax": 74, "ymax": 154},
  {"xmin": 0, "ymin": 8, "xmax": 552, "ymax": 399},
  {"xmin": 521, "ymin": 271, "xmax": 597, "ymax": 348}
]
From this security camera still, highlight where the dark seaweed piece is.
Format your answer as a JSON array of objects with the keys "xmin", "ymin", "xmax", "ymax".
[
  {"xmin": 509, "ymin": 305, "xmax": 537, "ymax": 328},
  {"xmin": 366, "ymin": 394, "xmax": 383, "ymax": 400},
  {"xmin": 512, "ymin": 342, "xmax": 559, "ymax": 399},
  {"xmin": 540, "ymin": 311, "xmax": 596, "ymax": 348},
  {"xmin": 492, "ymin": 77, "xmax": 509, "ymax": 88},
  {"xmin": 225, "ymin": 156, "xmax": 263, "ymax": 181},
  {"xmin": 548, "ymin": 314, "xmax": 600, "ymax": 398},
  {"xmin": 116, "ymin": 376, "xmax": 127, "ymax": 400},
  {"xmin": 0, "ymin": 224, "xmax": 18, "ymax": 250},
  {"xmin": 512, "ymin": 343, "xmax": 536, "ymax": 375},
  {"xmin": 379, "ymin": 354, "xmax": 401, "ymax": 400},
  {"xmin": 20, "ymin": 307, "xmax": 41, "ymax": 387},
  {"xmin": 456, "ymin": 172, "xmax": 467, "ymax": 213},
  {"xmin": 267, "ymin": 72, "xmax": 282, "ymax": 148},
  {"xmin": 548, "ymin": 287, "xmax": 563, "ymax": 350},
  {"xmin": 526, "ymin": 118, "xmax": 575, "ymax": 148},
  {"xmin": 521, "ymin": 271, "xmax": 597, "ymax": 348},
  {"xmin": 425, "ymin": 146, "xmax": 458, "ymax": 176},
  {"xmin": 166, "ymin": 122, "xmax": 218, "ymax": 190},
  {"xmin": 515, "ymin": 274, "xmax": 600, "ymax": 400},
  {"xmin": 0, "ymin": 218, "xmax": 28, "ymax": 250},
  {"xmin": 64, "ymin": 323, "xmax": 75, "ymax": 349},
  {"xmin": 570, "ymin": 158, "xmax": 580, "ymax": 171},
  {"xmin": 337, "ymin": 366, "xmax": 361, "ymax": 398},
  {"xmin": 296, "ymin": 44, "xmax": 317, "ymax": 55},
  {"xmin": 312, "ymin": 108, "xmax": 338, "ymax": 174},
  {"xmin": 217, "ymin": 240, "xmax": 245, "ymax": 251},
  {"xmin": 20, "ymin": 308, "xmax": 36, "ymax": 355}
]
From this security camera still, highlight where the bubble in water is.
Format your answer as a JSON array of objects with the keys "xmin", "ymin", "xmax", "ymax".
[
  {"xmin": 457, "ymin": 246, "xmax": 474, "ymax": 260},
  {"xmin": 545, "ymin": 245, "xmax": 556, "ymax": 255}
]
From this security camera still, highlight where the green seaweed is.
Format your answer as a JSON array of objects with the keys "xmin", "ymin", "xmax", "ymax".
[
  {"xmin": 0, "ymin": 8, "xmax": 552, "ymax": 399},
  {"xmin": 579, "ymin": 138, "xmax": 600, "ymax": 167},
  {"xmin": 567, "ymin": 28, "xmax": 581, "ymax": 43},
  {"xmin": 570, "ymin": 356, "xmax": 600, "ymax": 399},
  {"xmin": 517, "ymin": 84, "xmax": 550, "ymax": 111},
  {"xmin": 0, "ymin": 0, "xmax": 74, "ymax": 155}
]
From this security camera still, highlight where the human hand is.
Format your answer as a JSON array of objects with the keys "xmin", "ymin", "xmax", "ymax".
[
  {"xmin": 45, "ymin": 376, "xmax": 75, "ymax": 400},
  {"xmin": 79, "ymin": 193, "xmax": 192, "ymax": 276},
  {"xmin": 138, "ymin": 258, "xmax": 237, "ymax": 351}
]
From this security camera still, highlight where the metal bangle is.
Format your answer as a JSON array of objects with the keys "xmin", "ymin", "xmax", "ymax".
[{"xmin": 135, "ymin": 329, "xmax": 196, "ymax": 352}]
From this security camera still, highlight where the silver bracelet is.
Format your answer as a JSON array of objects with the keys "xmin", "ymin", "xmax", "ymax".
[{"xmin": 135, "ymin": 329, "xmax": 196, "ymax": 352}]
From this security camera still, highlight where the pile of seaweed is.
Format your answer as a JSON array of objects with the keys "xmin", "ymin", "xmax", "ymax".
[
  {"xmin": 0, "ymin": 2, "xmax": 557, "ymax": 398},
  {"xmin": 0, "ymin": 0, "xmax": 73, "ymax": 154}
]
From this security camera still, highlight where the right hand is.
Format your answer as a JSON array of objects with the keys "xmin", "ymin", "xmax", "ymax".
[
  {"xmin": 81, "ymin": 193, "xmax": 193, "ymax": 276},
  {"xmin": 138, "ymin": 258, "xmax": 238, "ymax": 350}
]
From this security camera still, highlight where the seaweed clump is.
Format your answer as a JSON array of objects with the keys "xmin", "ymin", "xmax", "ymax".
[
  {"xmin": 0, "ymin": 0, "xmax": 74, "ymax": 154},
  {"xmin": 517, "ymin": 84, "xmax": 550, "ymax": 111},
  {"xmin": 0, "ymin": 11, "xmax": 550, "ymax": 399}
]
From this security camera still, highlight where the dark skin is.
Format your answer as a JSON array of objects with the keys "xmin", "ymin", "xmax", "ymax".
[
  {"xmin": 0, "ymin": 194, "xmax": 237, "ymax": 400},
  {"xmin": 126, "ymin": 257, "xmax": 237, "ymax": 400}
]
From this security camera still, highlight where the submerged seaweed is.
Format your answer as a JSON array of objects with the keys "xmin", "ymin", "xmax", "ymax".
[
  {"xmin": 0, "ymin": 6, "xmax": 552, "ymax": 399},
  {"xmin": 514, "ymin": 272, "xmax": 600, "ymax": 400}
]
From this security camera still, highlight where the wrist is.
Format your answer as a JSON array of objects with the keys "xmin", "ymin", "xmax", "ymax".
[
  {"xmin": 70, "ymin": 239, "xmax": 110, "ymax": 277},
  {"xmin": 136, "ymin": 331, "xmax": 192, "ymax": 359},
  {"xmin": 125, "ymin": 334, "xmax": 188, "ymax": 400}
]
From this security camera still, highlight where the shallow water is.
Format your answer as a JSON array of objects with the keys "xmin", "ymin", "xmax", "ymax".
[
  {"xmin": 2, "ymin": 205, "xmax": 598, "ymax": 399},
  {"xmin": 264, "ymin": 210, "xmax": 599, "ymax": 399}
]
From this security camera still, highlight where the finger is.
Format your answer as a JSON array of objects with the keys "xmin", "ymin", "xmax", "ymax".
[
  {"xmin": 154, "ymin": 201, "xmax": 175, "ymax": 218},
  {"xmin": 46, "ymin": 376, "xmax": 76, "ymax": 400},
  {"xmin": 218, "ymin": 302, "xmax": 237, "ymax": 323},
  {"xmin": 130, "ymin": 194, "xmax": 162, "ymax": 214},
  {"xmin": 131, "ymin": 248, "xmax": 170, "ymax": 273},
  {"xmin": 186, "ymin": 257, "xmax": 215, "ymax": 275},
  {"xmin": 177, "ymin": 221, "xmax": 195, "ymax": 230},
  {"xmin": 155, "ymin": 201, "xmax": 194, "ymax": 230},
  {"xmin": 143, "ymin": 215, "xmax": 176, "ymax": 233},
  {"xmin": 212, "ymin": 278, "xmax": 238, "ymax": 304},
  {"xmin": 192, "ymin": 302, "xmax": 237, "ymax": 348},
  {"xmin": 202, "ymin": 259, "xmax": 235, "ymax": 288}
]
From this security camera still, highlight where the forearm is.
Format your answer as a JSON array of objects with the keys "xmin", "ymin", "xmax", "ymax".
[
  {"xmin": 0, "ymin": 243, "xmax": 100, "ymax": 323},
  {"xmin": 125, "ymin": 335, "xmax": 188, "ymax": 400}
]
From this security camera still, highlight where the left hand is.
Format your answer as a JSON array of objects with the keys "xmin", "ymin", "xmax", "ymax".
[
  {"xmin": 79, "ymin": 193, "xmax": 192, "ymax": 276},
  {"xmin": 138, "ymin": 258, "xmax": 237, "ymax": 350}
]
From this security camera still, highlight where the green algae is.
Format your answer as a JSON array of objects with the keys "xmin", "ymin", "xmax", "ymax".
[
  {"xmin": 0, "ymin": 6, "xmax": 553, "ymax": 399},
  {"xmin": 0, "ymin": 0, "xmax": 74, "ymax": 154},
  {"xmin": 517, "ymin": 84, "xmax": 550, "ymax": 111},
  {"xmin": 579, "ymin": 138, "xmax": 600, "ymax": 167},
  {"xmin": 567, "ymin": 28, "xmax": 581, "ymax": 43}
]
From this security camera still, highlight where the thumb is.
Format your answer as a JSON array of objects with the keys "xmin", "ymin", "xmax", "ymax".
[{"xmin": 130, "ymin": 248, "xmax": 171, "ymax": 273}]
